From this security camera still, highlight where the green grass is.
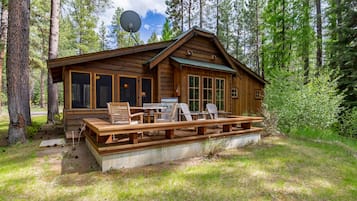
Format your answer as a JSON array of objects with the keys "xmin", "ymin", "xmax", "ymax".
[
  {"xmin": 0, "ymin": 118, "xmax": 356, "ymax": 200},
  {"xmin": 0, "ymin": 115, "xmax": 47, "ymax": 141}
]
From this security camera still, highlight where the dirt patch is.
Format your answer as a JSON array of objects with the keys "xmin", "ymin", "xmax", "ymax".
[
  {"xmin": 37, "ymin": 142, "xmax": 99, "ymax": 175},
  {"xmin": 0, "ymin": 136, "xmax": 7, "ymax": 146}
]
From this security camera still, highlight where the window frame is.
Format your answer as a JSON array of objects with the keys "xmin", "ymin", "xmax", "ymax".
[
  {"xmin": 231, "ymin": 87, "xmax": 239, "ymax": 99},
  {"xmin": 94, "ymin": 73, "xmax": 114, "ymax": 109},
  {"xmin": 188, "ymin": 74, "xmax": 201, "ymax": 112},
  {"xmin": 141, "ymin": 77, "xmax": 153, "ymax": 105},
  {"xmin": 69, "ymin": 70, "xmax": 92, "ymax": 109},
  {"xmin": 119, "ymin": 75, "xmax": 138, "ymax": 106},
  {"xmin": 255, "ymin": 89, "xmax": 263, "ymax": 100},
  {"xmin": 215, "ymin": 78, "xmax": 225, "ymax": 111},
  {"xmin": 202, "ymin": 76, "xmax": 213, "ymax": 110}
]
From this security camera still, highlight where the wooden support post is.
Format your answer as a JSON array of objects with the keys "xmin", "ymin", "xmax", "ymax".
[
  {"xmin": 165, "ymin": 129, "xmax": 175, "ymax": 139},
  {"xmin": 129, "ymin": 133, "xmax": 138, "ymax": 144},
  {"xmin": 241, "ymin": 122, "xmax": 251, "ymax": 129},
  {"xmin": 223, "ymin": 124, "xmax": 232, "ymax": 132},
  {"xmin": 105, "ymin": 135, "xmax": 113, "ymax": 144},
  {"xmin": 197, "ymin": 127, "xmax": 207, "ymax": 135}
]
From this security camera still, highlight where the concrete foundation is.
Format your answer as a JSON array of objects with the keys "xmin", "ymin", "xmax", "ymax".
[{"xmin": 86, "ymin": 133, "xmax": 261, "ymax": 172}]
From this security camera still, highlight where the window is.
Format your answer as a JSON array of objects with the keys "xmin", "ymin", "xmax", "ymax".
[
  {"xmin": 142, "ymin": 78, "xmax": 152, "ymax": 104},
  {"xmin": 96, "ymin": 74, "xmax": 112, "ymax": 108},
  {"xmin": 188, "ymin": 75, "xmax": 200, "ymax": 111},
  {"xmin": 120, "ymin": 77, "xmax": 137, "ymax": 106},
  {"xmin": 71, "ymin": 72, "xmax": 90, "ymax": 108},
  {"xmin": 232, "ymin": 87, "xmax": 238, "ymax": 98},
  {"xmin": 216, "ymin": 78, "xmax": 225, "ymax": 110},
  {"xmin": 255, "ymin": 89, "xmax": 262, "ymax": 99},
  {"xmin": 202, "ymin": 77, "xmax": 213, "ymax": 108}
]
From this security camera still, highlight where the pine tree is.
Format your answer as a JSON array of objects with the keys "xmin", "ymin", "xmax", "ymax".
[
  {"xmin": 147, "ymin": 32, "xmax": 159, "ymax": 43},
  {"xmin": 161, "ymin": 18, "xmax": 173, "ymax": 41},
  {"xmin": 65, "ymin": 0, "xmax": 105, "ymax": 54},
  {"xmin": 315, "ymin": 0, "xmax": 323, "ymax": 71},
  {"xmin": 7, "ymin": 0, "xmax": 31, "ymax": 144},
  {"xmin": 108, "ymin": 7, "xmax": 141, "ymax": 48},
  {"xmin": 58, "ymin": 16, "xmax": 77, "ymax": 57},
  {"xmin": 165, "ymin": 0, "xmax": 183, "ymax": 35},
  {"xmin": 99, "ymin": 21, "xmax": 108, "ymax": 51},
  {"xmin": 30, "ymin": 0, "xmax": 50, "ymax": 108},
  {"xmin": 326, "ymin": 0, "xmax": 357, "ymax": 108}
]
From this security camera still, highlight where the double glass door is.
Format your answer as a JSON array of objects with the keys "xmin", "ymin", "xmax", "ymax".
[{"xmin": 120, "ymin": 77, "xmax": 152, "ymax": 106}]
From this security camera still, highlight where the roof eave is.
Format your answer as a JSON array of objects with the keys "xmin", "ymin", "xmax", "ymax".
[{"xmin": 48, "ymin": 41, "xmax": 173, "ymax": 68}]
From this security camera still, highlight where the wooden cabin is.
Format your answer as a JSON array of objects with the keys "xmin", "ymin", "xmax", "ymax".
[{"xmin": 48, "ymin": 27, "xmax": 266, "ymax": 132}]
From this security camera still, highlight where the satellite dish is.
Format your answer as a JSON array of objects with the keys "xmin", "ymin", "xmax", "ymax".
[{"xmin": 120, "ymin": 10, "xmax": 141, "ymax": 33}]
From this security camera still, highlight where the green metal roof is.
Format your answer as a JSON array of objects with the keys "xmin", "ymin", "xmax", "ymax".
[{"xmin": 171, "ymin": 57, "xmax": 236, "ymax": 74}]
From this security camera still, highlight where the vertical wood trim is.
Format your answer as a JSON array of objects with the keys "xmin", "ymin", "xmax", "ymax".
[
  {"xmin": 157, "ymin": 64, "xmax": 161, "ymax": 100},
  {"xmin": 64, "ymin": 69, "xmax": 69, "ymax": 109},
  {"xmin": 69, "ymin": 70, "xmax": 72, "ymax": 109},
  {"xmin": 91, "ymin": 72, "xmax": 95, "ymax": 109}
]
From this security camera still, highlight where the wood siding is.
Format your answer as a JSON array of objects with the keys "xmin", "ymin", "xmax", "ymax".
[
  {"xmin": 58, "ymin": 32, "xmax": 265, "ymax": 132},
  {"xmin": 63, "ymin": 50, "xmax": 160, "ymax": 131},
  {"xmin": 232, "ymin": 68, "xmax": 264, "ymax": 115}
]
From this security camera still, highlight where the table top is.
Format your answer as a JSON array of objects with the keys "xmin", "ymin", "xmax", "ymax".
[{"xmin": 131, "ymin": 106, "xmax": 167, "ymax": 110}]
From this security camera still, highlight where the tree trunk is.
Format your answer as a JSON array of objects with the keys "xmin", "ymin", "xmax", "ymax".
[
  {"xmin": 281, "ymin": 0, "xmax": 286, "ymax": 69},
  {"xmin": 180, "ymin": 0, "xmax": 183, "ymax": 32},
  {"xmin": 255, "ymin": 0, "xmax": 260, "ymax": 75},
  {"xmin": 216, "ymin": 0, "xmax": 219, "ymax": 36},
  {"xmin": 0, "ymin": 0, "xmax": 8, "ymax": 113},
  {"xmin": 188, "ymin": 0, "xmax": 191, "ymax": 29},
  {"xmin": 40, "ymin": 68, "xmax": 45, "ymax": 108},
  {"xmin": 199, "ymin": 0, "xmax": 203, "ymax": 28},
  {"xmin": 315, "ymin": 0, "xmax": 322, "ymax": 71},
  {"xmin": 6, "ymin": 0, "xmax": 31, "ymax": 144},
  {"xmin": 47, "ymin": 0, "xmax": 60, "ymax": 124}
]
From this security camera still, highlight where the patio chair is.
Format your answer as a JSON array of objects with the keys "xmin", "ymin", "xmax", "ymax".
[
  {"xmin": 107, "ymin": 102, "xmax": 144, "ymax": 137},
  {"xmin": 179, "ymin": 103, "xmax": 205, "ymax": 121},
  {"xmin": 154, "ymin": 103, "xmax": 178, "ymax": 123},
  {"xmin": 206, "ymin": 103, "xmax": 228, "ymax": 120}
]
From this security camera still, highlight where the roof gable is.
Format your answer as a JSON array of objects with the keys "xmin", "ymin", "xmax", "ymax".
[{"xmin": 146, "ymin": 27, "xmax": 236, "ymax": 70}]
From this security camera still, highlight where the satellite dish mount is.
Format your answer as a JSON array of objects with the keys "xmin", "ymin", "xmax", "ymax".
[{"xmin": 120, "ymin": 10, "xmax": 141, "ymax": 45}]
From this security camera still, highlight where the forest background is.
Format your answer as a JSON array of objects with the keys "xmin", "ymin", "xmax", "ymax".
[{"xmin": 0, "ymin": 0, "xmax": 355, "ymax": 144}]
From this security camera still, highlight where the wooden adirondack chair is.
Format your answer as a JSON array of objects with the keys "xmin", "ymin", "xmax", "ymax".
[
  {"xmin": 107, "ymin": 102, "xmax": 144, "ymax": 125},
  {"xmin": 154, "ymin": 103, "xmax": 178, "ymax": 123},
  {"xmin": 206, "ymin": 103, "xmax": 230, "ymax": 119},
  {"xmin": 107, "ymin": 102, "xmax": 144, "ymax": 138}
]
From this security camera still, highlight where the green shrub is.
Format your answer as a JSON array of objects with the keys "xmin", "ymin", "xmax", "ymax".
[
  {"xmin": 26, "ymin": 119, "xmax": 45, "ymax": 138},
  {"xmin": 26, "ymin": 126, "xmax": 38, "ymax": 138},
  {"xmin": 338, "ymin": 108, "xmax": 357, "ymax": 138},
  {"xmin": 264, "ymin": 69, "xmax": 344, "ymax": 133}
]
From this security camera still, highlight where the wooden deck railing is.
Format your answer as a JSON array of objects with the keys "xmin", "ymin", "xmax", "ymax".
[{"xmin": 83, "ymin": 116, "xmax": 264, "ymax": 145}]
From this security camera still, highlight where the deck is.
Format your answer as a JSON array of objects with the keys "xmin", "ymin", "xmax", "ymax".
[
  {"xmin": 83, "ymin": 116, "xmax": 263, "ymax": 153},
  {"xmin": 83, "ymin": 116, "xmax": 264, "ymax": 171}
]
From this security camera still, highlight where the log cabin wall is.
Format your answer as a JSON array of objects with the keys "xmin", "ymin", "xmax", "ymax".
[
  {"xmin": 157, "ymin": 59, "xmax": 175, "ymax": 100},
  {"xmin": 50, "ymin": 28, "xmax": 266, "ymax": 132},
  {"xmin": 172, "ymin": 35, "xmax": 229, "ymax": 66},
  {"xmin": 62, "ymin": 49, "xmax": 161, "ymax": 132},
  {"xmin": 232, "ymin": 68, "xmax": 264, "ymax": 115}
]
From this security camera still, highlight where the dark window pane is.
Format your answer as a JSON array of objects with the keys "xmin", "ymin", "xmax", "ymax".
[
  {"xmin": 142, "ymin": 78, "xmax": 152, "ymax": 104},
  {"xmin": 71, "ymin": 72, "xmax": 90, "ymax": 108},
  {"xmin": 96, "ymin": 74, "xmax": 112, "ymax": 108},
  {"xmin": 120, "ymin": 77, "xmax": 137, "ymax": 106}
]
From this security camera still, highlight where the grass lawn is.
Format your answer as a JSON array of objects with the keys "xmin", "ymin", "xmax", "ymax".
[{"xmin": 0, "ymin": 117, "xmax": 356, "ymax": 201}]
